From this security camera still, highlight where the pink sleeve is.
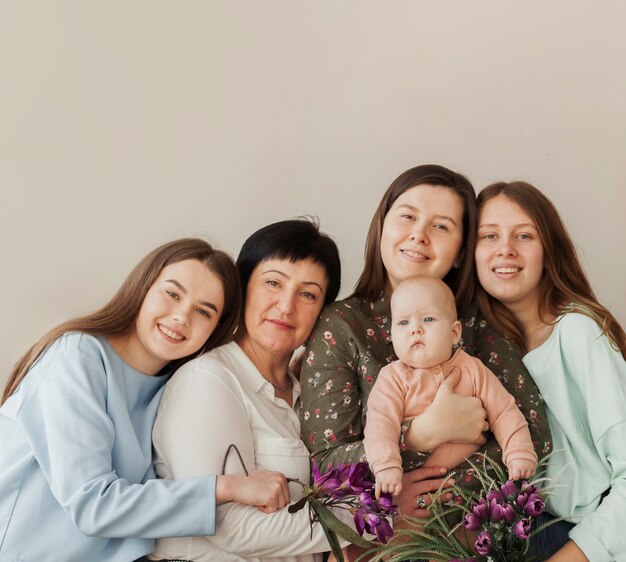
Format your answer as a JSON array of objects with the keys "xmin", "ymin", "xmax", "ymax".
[
  {"xmin": 363, "ymin": 363, "xmax": 407, "ymax": 475},
  {"xmin": 471, "ymin": 357, "xmax": 538, "ymax": 465}
]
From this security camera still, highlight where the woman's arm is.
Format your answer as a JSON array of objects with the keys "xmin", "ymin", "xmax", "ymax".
[
  {"xmin": 152, "ymin": 358, "xmax": 344, "ymax": 557},
  {"xmin": 555, "ymin": 314, "xmax": 626, "ymax": 561},
  {"xmin": 17, "ymin": 348, "xmax": 217, "ymax": 538},
  {"xmin": 300, "ymin": 305, "xmax": 372, "ymax": 468}
]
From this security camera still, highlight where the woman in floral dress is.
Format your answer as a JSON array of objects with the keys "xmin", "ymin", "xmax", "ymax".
[{"xmin": 300, "ymin": 164, "xmax": 552, "ymax": 517}]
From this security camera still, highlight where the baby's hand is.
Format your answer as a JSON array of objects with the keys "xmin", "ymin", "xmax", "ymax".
[
  {"xmin": 375, "ymin": 467, "xmax": 403, "ymax": 498},
  {"xmin": 508, "ymin": 459, "xmax": 537, "ymax": 481}
]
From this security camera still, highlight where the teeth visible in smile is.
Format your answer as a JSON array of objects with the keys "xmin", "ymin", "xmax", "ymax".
[
  {"xmin": 402, "ymin": 250, "xmax": 428, "ymax": 259},
  {"xmin": 494, "ymin": 268, "xmax": 521, "ymax": 274},
  {"xmin": 159, "ymin": 325, "xmax": 184, "ymax": 340}
]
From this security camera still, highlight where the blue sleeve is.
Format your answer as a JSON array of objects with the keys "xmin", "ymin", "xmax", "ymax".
[{"xmin": 16, "ymin": 347, "xmax": 217, "ymax": 539}]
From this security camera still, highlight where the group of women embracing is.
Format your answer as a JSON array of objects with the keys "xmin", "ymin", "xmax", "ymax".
[{"xmin": 0, "ymin": 164, "xmax": 624, "ymax": 562}]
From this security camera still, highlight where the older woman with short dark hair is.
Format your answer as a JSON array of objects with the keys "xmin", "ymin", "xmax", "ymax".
[{"xmin": 150, "ymin": 219, "xmax": 345, "ymax": 562}]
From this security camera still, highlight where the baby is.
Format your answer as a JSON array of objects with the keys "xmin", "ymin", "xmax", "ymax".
[{"xmin": 364, "ymin": 276, "xmax": 537, "ymax": 498}]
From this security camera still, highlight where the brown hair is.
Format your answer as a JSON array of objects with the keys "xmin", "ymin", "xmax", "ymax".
[
  {"xmin": 475, "ymin": 181, "xmax": 626, "ymax": 357},
  {"xmin": 352, "ymin": 164, "xmax": 477, "ymax": 315},
  {"xmin": 2, "ymin": 238, "xmax": 242, "ymax": 404}
]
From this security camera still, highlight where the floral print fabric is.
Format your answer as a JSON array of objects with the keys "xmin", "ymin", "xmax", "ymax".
[{"xmin": 300, "ymin": 295, "xmax": 552, "ymax": 488}]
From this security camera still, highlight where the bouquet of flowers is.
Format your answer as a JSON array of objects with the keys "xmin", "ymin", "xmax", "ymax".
[
  {"xmin": 367, "ymin": 453, "xmax": 560, "ymax": 562},
  {"xmin": 289, "ymin": 461, "xmax": 398, "ymax": 562}
]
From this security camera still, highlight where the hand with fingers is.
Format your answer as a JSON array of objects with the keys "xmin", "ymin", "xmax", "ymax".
[
  {"xmin": 374, "ymin": 467, "xmax": 403, "ymax": 499},
  {"xmin": 216, "ymin": 470, "xmax": 290, "ymax": 512},
  {"xmin": 404, "ymin": 370, "xmax": 489, "ymax": 453},
  {"xmin": 395, "ymin": 465, "xmax": 455, "ymax": 518}
]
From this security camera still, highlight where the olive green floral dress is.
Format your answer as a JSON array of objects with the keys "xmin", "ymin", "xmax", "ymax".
[{"xmin": 300, "ymin": 295, "xmax": 552, "ymax": 487}]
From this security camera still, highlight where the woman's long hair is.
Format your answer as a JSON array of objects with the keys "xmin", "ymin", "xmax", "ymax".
[
  {"xmin": 2, "ymin": 238, "xmax": 241, "ymax": 404},
  {"xmin": 475, "ymin": 181, "xmax": 626, "ymax": 357},
  {"xmin": 352, "ymin": 164, "xmax": 477, "ymax": 315}
]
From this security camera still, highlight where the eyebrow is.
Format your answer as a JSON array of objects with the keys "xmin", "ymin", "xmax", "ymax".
[
  {"xmin": 478, "ymin": 223, "xmax": 538, "ymax": 229},
  {"xmin": 261, "ymin": 269, "xmax": 325, "ymax": 292},
  {"xmin": 165, "ymin": 279, "xmax": 218, "ymax": 312},
  {"xmin": 396, "ymin": 204, "xmax": 458, "ymax": 226}
]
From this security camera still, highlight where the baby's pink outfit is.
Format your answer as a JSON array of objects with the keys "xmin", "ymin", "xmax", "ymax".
[{"xmin": 364, "ymin": 348, "xmax": 537, "ymax": 475}]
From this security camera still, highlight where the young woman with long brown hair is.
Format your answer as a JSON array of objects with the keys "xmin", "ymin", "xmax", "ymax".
[
  {"xmin": 475, "ymin": 181, "xmax": 626, "ymax": 561},
  {"xmin": 0, "ymin": 238, "xmax": 289, "ymax": 562}
]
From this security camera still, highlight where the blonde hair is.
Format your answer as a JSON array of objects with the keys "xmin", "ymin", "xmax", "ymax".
[{"xmin": 2, "ymin": 238, "xmax": 241, "ymax": 404}]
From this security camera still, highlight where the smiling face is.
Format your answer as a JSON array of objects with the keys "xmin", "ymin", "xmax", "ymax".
[
  {"xmin": 242, "ymin": 257, "xmax": 328, "ymax": 360},
  {"xmin": 391, "ymin": 277, "xmax": 461, "ymax": 369},
  {"xmin": 380, "ymin": 184, "xmax": 464, "ymax": 292},
  {"xmin": 114, "ymin": 259, "xmax": 225, "ymax": 375},
  {"xmin": 475, "ymin": 194, "xmax": 545, "ymax": 313}
]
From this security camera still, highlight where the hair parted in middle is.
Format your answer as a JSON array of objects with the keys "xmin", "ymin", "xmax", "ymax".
[
  {"xmin": 236, "ymin": 217, "xmax": 341, "ymax": 313},
  {"xmin": 352, "ymin": 164, "xmax": 477, "ymax": 315},
  {"xmin": 475, "ymin": 180, "xmax": 625, "ymax": 357}
]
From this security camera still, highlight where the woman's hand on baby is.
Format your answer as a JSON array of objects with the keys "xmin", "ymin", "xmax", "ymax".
[
  {"xmin": 507, "ymin": 459, "xmax": 537, "ymax": 481},
  {"xmin": 216, "ymin": 470, "xmax": 290, "ymax": 511},
  {"xmin": 405, "ymin": 370, "xmax": 488, "ymax": 452},
  {"xmin": 396, "ymin": 466, "xmax": 455, "ymax": 517},
  {"xmin": 375, "ymin": 467, "xmax": 403, "ymax": 498}
]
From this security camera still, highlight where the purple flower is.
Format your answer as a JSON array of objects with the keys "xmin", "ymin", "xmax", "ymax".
[
  {"xmin": 471, "ymin": 498, "xmax": 489, "ymax": 521},
  {"xmin": 500, "ymin": 502, "xmax": 517, "ymax": 522},
  {"xmin": 463, "ymin": 512, "xmax": 482, "ymax": 531},
  {"xmin": 523, "ymin": 493, "xmax": 545, "ymax": 517},
  {"xmin": 311, "ymin": 463, "xmax": 342, "ymax": 497},
  {"xmin": 474, "ymin": 530, "xmax": 493, "ymax": 555},
  {"xmin": 514, "ymin": 517, "xmax": 532, "ymax": 540},
  {"xmin": 374, "ymin": 517, "xmax": 393, "ymax": 543},
  {"xmin": 500, "ymin": 480, "xmax": 519, "ymax": 499},
  {"xmin": 489, "ymin": 498, "xmax": 504, "ymax": 522},
  {"xmin": 376, "ymin": 492, "xmax": 395, "ymax": 512},
  {"xmin": 516, "ymin": 492, "xmax": 529, "ymax": 510},
  {"xmin": 334, "ymin": 462, "xmax": 371, "ymax": 497},
  {"xmin": 521, "ymin": 481, "xmax": 538, "ymax": 495},
  {"xmin": 353, "ymin": 510, "xmax": 393, "ymax": 543},
  {"xmin": 486, "ymin": 489, "xmax": 504, "ymax": 503}
]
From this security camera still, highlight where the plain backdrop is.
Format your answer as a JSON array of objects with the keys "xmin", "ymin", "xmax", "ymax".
[{"xmin": 1, "ymin": 1, "xmax": 625, "ymax": 387}]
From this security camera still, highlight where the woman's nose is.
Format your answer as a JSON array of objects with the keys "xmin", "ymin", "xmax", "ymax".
[
  {"xmin": 409, "ymin": 222, "xmax": 428, "ymax": 244},
  {"xmin": 275, "ymin": 291, "xmax": 295, "ymax": 314},
  {"xmin": 496, "ymin": 238, "xmax": 517, "ymax": 256},
  {"xmin": 172, "ymin": 305, "xmax": 191, "ymax": 325}
]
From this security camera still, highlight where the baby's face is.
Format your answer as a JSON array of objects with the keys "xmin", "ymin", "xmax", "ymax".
[{"xmin": 391, "ymin": 282, "xmax": 461, "ymax": 369}]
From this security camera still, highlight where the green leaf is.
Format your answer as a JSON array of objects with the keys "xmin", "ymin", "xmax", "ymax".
[
  {"xmin": 310, "ymin": 498, "xmax": 374, "ymax": 549},
  {"xmin": 287, "ymin": 496, "xmax": 309, "ymax": 514}
]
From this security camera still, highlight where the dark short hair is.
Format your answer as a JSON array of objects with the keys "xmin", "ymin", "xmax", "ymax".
[{"xmin": 236, "ymin": 218, "xmax": 341, "ymax": 307}]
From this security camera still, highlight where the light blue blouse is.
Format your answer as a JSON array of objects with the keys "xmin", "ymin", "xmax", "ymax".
[
  {"xmin": 524, "ymin": 313, "xmax": 626, "ymax": 562},
  {"xmin": 0, "ymin": 333, "xmax": 216, "ymax": 562}
]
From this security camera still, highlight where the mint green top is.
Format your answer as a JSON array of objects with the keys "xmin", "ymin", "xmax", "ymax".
[{"xmin": 523, "ymin": 312, "xmax": 626, "ymax": 562}]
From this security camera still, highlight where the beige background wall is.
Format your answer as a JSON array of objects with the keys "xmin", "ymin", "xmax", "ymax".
[{"xmin": 1, "ymin": 1, "xmax": 625, "ymax": 387}]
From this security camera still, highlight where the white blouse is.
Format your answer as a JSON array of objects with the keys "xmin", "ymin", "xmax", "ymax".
[{"xmin": 150, "ymin": 341, "xmax": 335, "ymax": 562}]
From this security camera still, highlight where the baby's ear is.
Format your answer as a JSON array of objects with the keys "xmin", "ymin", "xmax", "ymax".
[{"xmin": 451, "ymin": 320, "xmax": 462, "ymax": 346}]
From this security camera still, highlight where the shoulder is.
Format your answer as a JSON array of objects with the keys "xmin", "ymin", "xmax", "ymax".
[
  {"xmin": 551, "ymin": 311, "xmax": 618, "ymax": 355},
  {"xmin": 167, "ymin": 342, "xmax": 241, "ymax": 389},
  {"xmin": 555, "ymin": 311, "xmax": 603, "ymax": 337}
]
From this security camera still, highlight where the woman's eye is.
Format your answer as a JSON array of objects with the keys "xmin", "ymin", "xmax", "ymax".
[
  {"xmin": 266, "ymin": 279, "xmax": 280, "ymax": 288},
  {"xmin": 166, "ymin": 290, "xmax": 179, "ymax": 300},
  {"xmin": 433, "ymin": 223, "xmax": 449, "ymax": 231},
  {"xmin": 196, "ymin": 308, "xmax": 211, "ymax": 318},
  {"xmin": 400, "ymin": 213, "xmax": 414, "ymax": 221},
  {"xmin": 301, "ymin": 291, "xmax": 317, "ymax": 302},
  {"xmin": 517, "ymin": 233, "xmax": 531, "ymax": 240},
  {"xmin": 481, "ymin": 233, "xmax": 497, "ymax": 240}
]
